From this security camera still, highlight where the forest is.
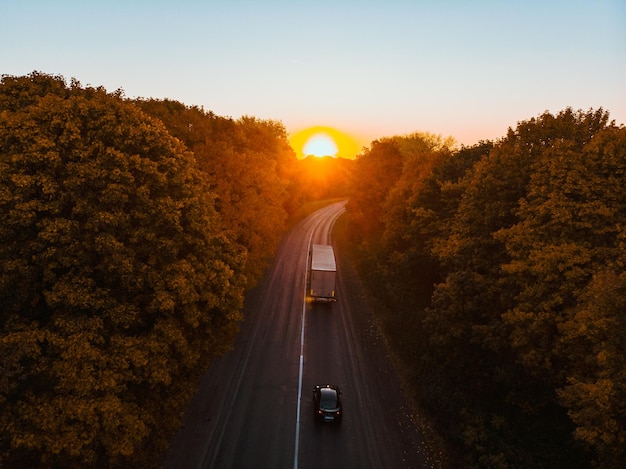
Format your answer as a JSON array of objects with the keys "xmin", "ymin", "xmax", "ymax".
[
  {"xmin": 347, "ymin": 110, "xmax": 626, "ymax": 468},
  {"xmin": 1, "ymin": 72, "xmax": 624, "ymax": 468}
]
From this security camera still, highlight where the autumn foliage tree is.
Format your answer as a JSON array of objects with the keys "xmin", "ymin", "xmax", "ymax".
[
  {"xmin": 0, "ymin": 73, "xmax": 247, "ymax": 467},
  {"xmin": 133, "ymin": 99, "xmax": 297, "ymax": 284},
  {"xmin": 347, "ymin": 108, "xmax": 626, "ymax": 467},
  {"xmin": 494, "ymin": 121, "xmax": 626, "ymax": 467},
  {"xmin": 347, "ymin": 137, "xmax": 405, "ymax": 240}
]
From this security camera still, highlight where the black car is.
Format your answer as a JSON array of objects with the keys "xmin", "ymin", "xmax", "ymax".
[{"xmin": 312, "ymin": 384, "xmax": 342, "ymax": 424}]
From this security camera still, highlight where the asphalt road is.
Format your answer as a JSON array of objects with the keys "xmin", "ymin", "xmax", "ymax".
[{"xmin": 164, "ymin": 201, "xmax": 433, "ymax": 469}]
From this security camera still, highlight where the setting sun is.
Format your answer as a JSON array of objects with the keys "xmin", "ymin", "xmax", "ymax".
[
  {"xmin": 289, "ymin": 126, "xmax": 363, "ymax": 159},
  {"xmin": 303, "ymin": 133, "xmax": 338, "ymax": 157}
]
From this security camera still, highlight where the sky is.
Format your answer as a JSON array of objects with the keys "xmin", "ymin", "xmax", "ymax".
[{"xmin": 1, "ymin": 0, "xmax": 625, "ymax": 157}]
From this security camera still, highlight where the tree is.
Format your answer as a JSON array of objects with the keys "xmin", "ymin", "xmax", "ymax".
[
  {"xmin": 427, "ymin": 109, "xmax": 618, "ymax": 466},
  {"xmin": 559, "ymin": 270, "xmax": 626, "ymax": 468},
  {"xmin": 0, "ymin": 73, "xmax": 246, "ymax": 467},
  {"xmin": 496, "ymin": 124, "xmax": 626, "ymax": 467},
  {"xmin": 379, "ymin": 134, "xmax": 456, "ymax": 301},
  {"xmin": 343, "ymin": 108, "xmax": 623, "ymax": 467},
  {"xmin": 134, "ymin": 100, "xmax": 297, "ymax": 284},
  {"xmin": 347, "ymin": 137, "xmax": 405, "ymax": 240}
]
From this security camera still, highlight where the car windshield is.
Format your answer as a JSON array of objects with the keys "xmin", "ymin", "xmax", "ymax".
[{"xmin": 320, "ymin": 388, "xmax": 337, "ymax": 408}]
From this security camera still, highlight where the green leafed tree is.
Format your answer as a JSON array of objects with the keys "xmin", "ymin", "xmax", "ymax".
[{"xmin": 0, "ymin": 72, "xmax": 246, "ymax": 467}]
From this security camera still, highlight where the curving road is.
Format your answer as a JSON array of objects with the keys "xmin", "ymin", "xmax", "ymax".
[{"xmin": 165, "ymin": 201, "xmax": 432, "ymax": 468}]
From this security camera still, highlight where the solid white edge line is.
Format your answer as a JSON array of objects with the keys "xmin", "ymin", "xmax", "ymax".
[{"xmin": 294, "ymin": 231, "xmax": 313, "ymax": 469}]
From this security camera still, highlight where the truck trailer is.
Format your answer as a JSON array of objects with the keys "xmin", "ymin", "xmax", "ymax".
[{"xmin": 308, "ymin": 244, "xmax": 337, "ymax": 303}]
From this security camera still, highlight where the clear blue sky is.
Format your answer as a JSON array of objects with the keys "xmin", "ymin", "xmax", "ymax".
[{"xmin": 2, "ymin": 0, "xmax": 625, "ymax": 150}]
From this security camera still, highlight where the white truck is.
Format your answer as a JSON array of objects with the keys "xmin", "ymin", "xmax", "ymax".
[{"xmin": 308, "ymin": 244, "xmax": 337, "ymax": 303}]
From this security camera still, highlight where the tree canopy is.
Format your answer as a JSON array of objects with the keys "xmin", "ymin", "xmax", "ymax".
[
  {"xmin": 347, "ymin": 108, "xmax": 626, "ymax": 468},
  {"xmin": 0, "ymin": 72, "xmax": 248, "ymax": 467},
  {"xmin": 133, "ymin": 99, "xmax": 297, "ymax": 284}
]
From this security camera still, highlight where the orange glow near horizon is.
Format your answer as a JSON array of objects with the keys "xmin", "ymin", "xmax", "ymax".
[{"xmin": 289, "ymin": 126, "xmax": 363, "ymax": 159}]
